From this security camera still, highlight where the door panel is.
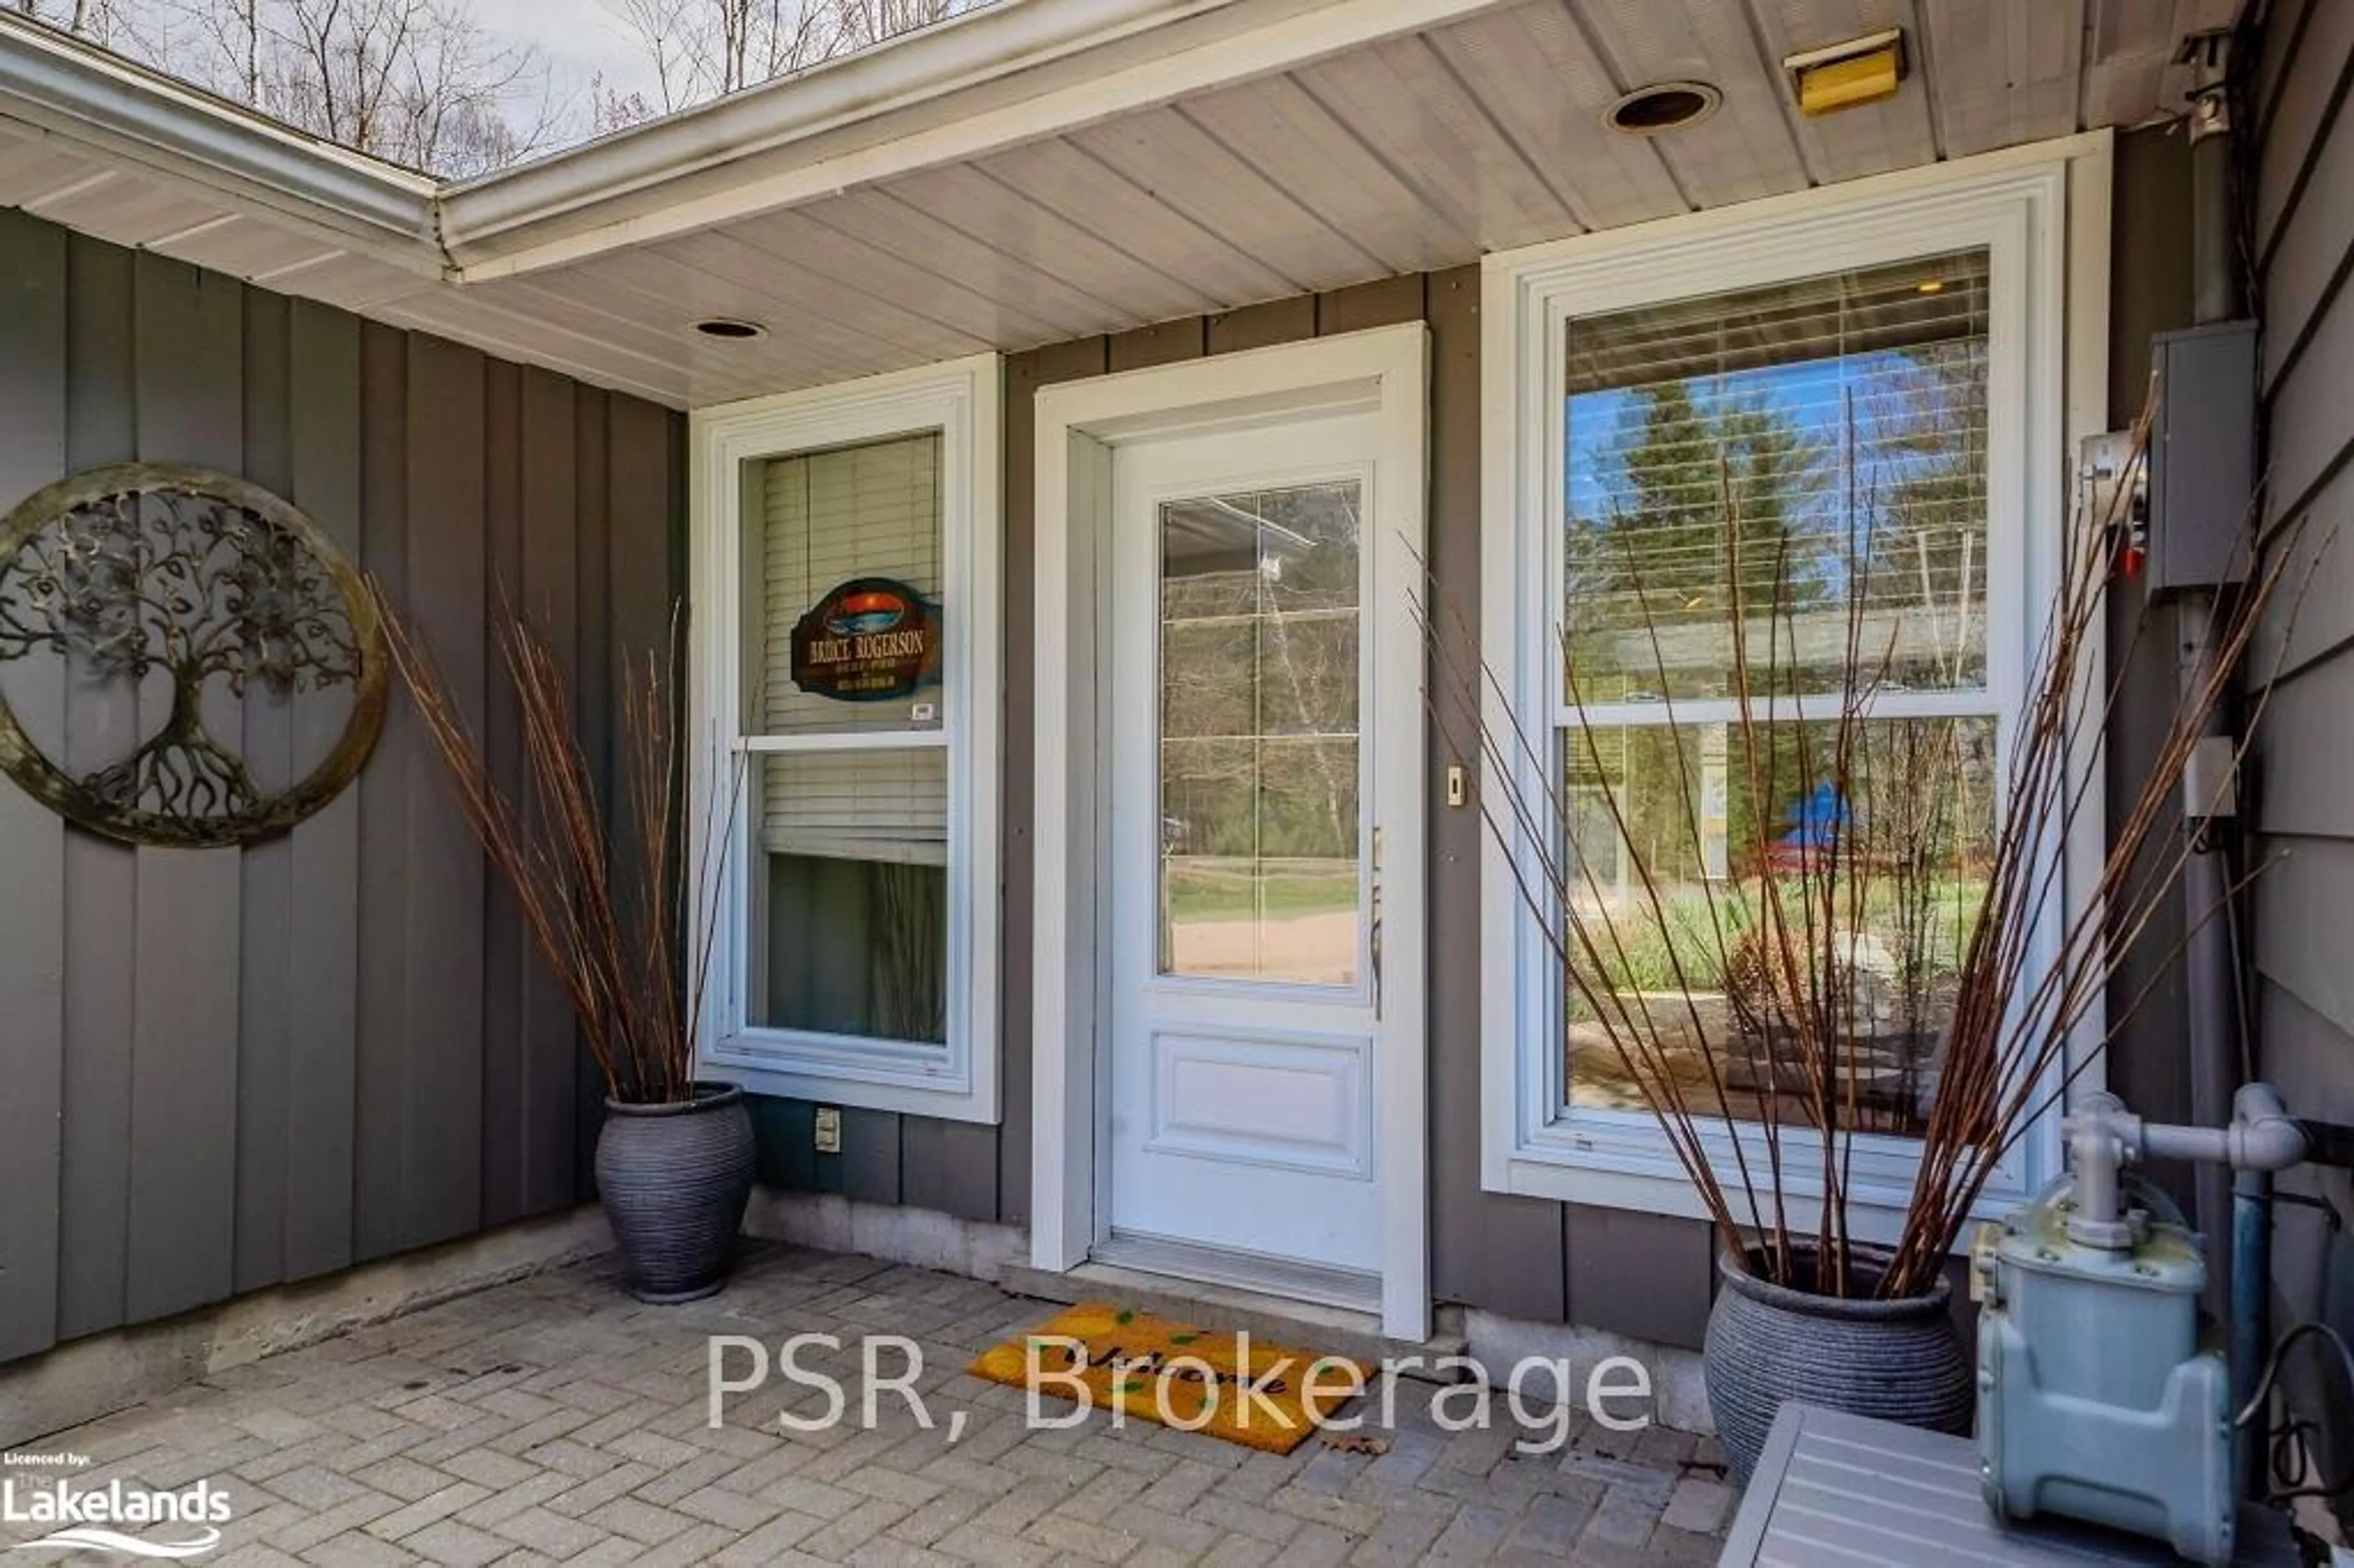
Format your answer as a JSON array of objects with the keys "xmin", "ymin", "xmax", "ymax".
[
  {"xmin": 1107, "ymin": 413, "xmax": 1389, "ymax": 1284},
  {"xmin": 1148, "ymin": 1027, "xmax": 1369, "ymax": 1177}
]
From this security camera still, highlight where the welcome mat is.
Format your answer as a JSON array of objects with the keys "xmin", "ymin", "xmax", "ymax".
[{"xmin": 968, "ymin": 1301, "xmax": 1367, "ymax": 1454}]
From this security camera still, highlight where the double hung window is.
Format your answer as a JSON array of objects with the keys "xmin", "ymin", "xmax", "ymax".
[{"xmin": 692, "ymin": 357, "xmax": 1000, "ymax": 1121}]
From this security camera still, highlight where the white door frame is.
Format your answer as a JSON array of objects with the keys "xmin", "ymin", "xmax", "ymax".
[{"xmin": 1029, "ymin": 323, "xmax": 1430, "ymax": 1343}]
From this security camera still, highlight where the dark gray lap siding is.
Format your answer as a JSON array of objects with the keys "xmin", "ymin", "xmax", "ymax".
[{"xmin": 2252, "ymin": 0, "xmax": 2354, "ymax": 1507}]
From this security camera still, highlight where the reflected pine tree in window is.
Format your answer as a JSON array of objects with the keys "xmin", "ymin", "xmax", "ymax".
[{"xmin": 1556, "ymin": 249, "xmax": 1996, "ymax": 1136}]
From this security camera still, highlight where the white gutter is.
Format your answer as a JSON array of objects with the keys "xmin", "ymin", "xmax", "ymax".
[
  {"xmin": 440, "ymin": 0, "xmax": 1227, "ymax": 253},
  {"xmin": 1, "ymin": 0, "xmax": 1516, "ymax": 286},
  {"xmin": 434, "ymin": 0, "xmax": 1520, "ymax": 280},
  {"xmin": 0, "ymin": 10, "xmax": 441, "ymax": 276}
]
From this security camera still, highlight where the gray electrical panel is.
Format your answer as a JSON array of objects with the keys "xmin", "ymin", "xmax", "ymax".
[{"xmin": 2146, "ymin": 319, "xmax": 2258, "ymax": 597}]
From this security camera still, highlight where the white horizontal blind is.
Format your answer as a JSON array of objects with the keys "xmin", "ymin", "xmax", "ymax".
[
  {"xmin": 1563, "ymin": 248, "xmax": 1991, "ymax": 705},
  {"xmin": 761, "ymin": 434, "xmax": 944, "ymax": 737},
  {"xmin": 761, "ymin": 749, "xmax": 948, "ymax": 867},
  {"xmin": 758, "ymin": 433, "xmax": 948, "ymax": 863}
]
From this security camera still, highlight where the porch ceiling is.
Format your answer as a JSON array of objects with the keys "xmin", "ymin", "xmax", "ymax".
[{"xmin": 0, "ymin": 0, "xmax": 2237, "ymax": 410}]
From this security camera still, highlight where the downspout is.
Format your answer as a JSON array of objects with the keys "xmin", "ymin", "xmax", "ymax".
[{"xmin": 2181, "ymin": 56, "xmax": 2265, "ymax": 1499}]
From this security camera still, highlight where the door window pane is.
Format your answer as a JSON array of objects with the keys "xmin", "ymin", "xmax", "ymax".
[{"xmin": 1157, "ymin": 482, "xmax": 1361, "ymax": 984}]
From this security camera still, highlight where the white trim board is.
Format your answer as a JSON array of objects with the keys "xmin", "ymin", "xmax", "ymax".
[
  {"xmin": 1476, "ymin": 132, "xmax": 2114, "ymax": 1236},
  {"xmin": 1028, "ymin": 324, "xmax": 1432, "ymax": 1343},
  {"xmin": 688, "ymin": 353, "xmax": 1003, "ymax": 1122}
]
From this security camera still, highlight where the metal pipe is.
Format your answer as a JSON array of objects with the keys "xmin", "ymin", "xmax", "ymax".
[
  {"xmin": 2176, "ymin": 596, "xmax": 2237, "ymax": 1323},
  {"xmin": 2189, "ymin": 89, "xmax": 2243, "ymax": 325},
  {"xmin": 2233, "ymin": 1165, "xmax": 2270, "ymax": 1499},
  {"xmin": 2138, "ymin": 1084, "xmax": 2312, "ymax": 1171},
  {"xmin": 2065, "ymin": 1092, "xmax": 2138, "ymax": 1249},
  {"xmin": 2182, "ymin": 72, "xmax": 2254, "ymax": 1467}
]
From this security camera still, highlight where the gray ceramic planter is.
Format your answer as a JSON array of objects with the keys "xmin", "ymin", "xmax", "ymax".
[
  {"xmin": 595, "ymin": 1083, "xmax": 756, "ymax": 1304},
  {"xmin": 1704, "ymin": 1246, "xmax": 1972, "ymax": 1484}
]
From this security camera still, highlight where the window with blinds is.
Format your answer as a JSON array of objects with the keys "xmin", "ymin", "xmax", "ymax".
[
  {"xmin": 760, "ymin": 435, "xmax": 943, "ymax": 739},
  {"xmin": 1563, "ymin": 249, "xmax": 1990, "ymax": 704},
  {"xmin": 748, "ymin": 432, "xmax": 948, "ymax": 1045},
  {"xmin": 1557, "ymin": 248, "xmax": 1997, "ymax": 1135}
]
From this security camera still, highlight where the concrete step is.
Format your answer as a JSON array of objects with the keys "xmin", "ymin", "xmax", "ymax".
[{"xmin": 996, "ymin": 1260, "xmax": 1472, "ymax": 1383}]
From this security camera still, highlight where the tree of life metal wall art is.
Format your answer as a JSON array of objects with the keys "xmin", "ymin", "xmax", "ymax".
[{"xmin": 0, "ymin": 462, "xmax": 388, "ymax": 848}]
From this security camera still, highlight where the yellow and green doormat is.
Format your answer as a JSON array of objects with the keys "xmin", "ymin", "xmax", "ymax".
[{"xmin": 968, "ymin": 1301, "xmax": 1367, "ymax": 1455}]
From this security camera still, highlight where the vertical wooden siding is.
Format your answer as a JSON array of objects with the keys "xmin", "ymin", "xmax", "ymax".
[
  {"xmin": 0, "ymin": 212, "xmax": 684, "ymax": 1366},
  {"xmin": 2250, "ymin": 0, "xmax": 2354, "ymax": 1480}
]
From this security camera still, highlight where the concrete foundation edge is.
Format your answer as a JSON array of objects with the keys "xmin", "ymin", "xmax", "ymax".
[
  {"xmin": 0, "ymin": 1206, "xmax": 614, "ymax": 1448},
  {"xmin": 1463, "ymin": 1308, "xmax": 1714, "ymax": 1436},
  {"xmin": 742, "ymin": 1189, "xmax": 1029, "ymax": 1283}
]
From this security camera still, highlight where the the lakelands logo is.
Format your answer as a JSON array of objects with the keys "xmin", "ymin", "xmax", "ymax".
[{"xmin": 2, "ymin": 1475, "xmax": 230, "ymax": 1559}]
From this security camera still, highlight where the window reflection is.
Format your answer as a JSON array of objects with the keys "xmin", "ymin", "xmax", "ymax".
[{"xmin": 1158, "ymin": 482, "xmax": 1362, "ymax": 985}]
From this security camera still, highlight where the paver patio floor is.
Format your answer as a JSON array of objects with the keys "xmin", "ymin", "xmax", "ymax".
[{"xmin": 9, "ymin": 1244, "xmax": 1732, "ymax": 1566}]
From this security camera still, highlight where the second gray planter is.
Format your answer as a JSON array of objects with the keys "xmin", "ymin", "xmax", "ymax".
[{"xmin": 1704, "ymin": 1245, "xmax": 1972, "ymax": 1484}]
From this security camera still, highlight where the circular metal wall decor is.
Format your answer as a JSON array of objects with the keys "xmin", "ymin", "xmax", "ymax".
[{"xmin": 0, "ymin": 462, "xmax": 388, "ymax": 848}]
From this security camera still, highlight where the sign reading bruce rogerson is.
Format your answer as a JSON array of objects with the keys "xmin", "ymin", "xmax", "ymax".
[{"xmin": 789, "ymin": 577, "xmax": 942, "ymax": 704}]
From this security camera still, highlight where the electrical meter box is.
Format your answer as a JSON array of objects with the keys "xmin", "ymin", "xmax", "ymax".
[{"xmin": 2146, "ymin": 319, "xmax": 2258, "ymax": 597}]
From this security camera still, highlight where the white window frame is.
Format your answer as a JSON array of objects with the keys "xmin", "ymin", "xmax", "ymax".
[
  {"xmin": 1479, "ymin": 136, "xmax": 2113, "ymax": 1237},
  {"xmin": 689, "ymin": 354, "xmax": 1002, "ymax": 1123}
]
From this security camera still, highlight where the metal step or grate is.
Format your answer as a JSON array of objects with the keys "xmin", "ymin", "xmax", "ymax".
[
  {"xmin": 1721, "ymin": 1403, "xmax": 2303, "ymax": 1566},
  {"xmin": 1092, "ymin": 1231, "xmax": 1381, "ymax": 1314}
]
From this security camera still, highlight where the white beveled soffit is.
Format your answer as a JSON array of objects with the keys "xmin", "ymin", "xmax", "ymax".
[{"xmin": 0, "ymin": 0, "xmax": 2238, "ymax": 409}]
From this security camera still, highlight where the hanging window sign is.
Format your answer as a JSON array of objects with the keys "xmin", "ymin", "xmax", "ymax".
[{"xmin": 789, "ymin": 577, "xmax": 943, "ymax": 702}]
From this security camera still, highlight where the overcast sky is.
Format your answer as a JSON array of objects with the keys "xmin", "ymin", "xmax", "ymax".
[{"xmin": 469, "ymin": 0, "xmax": 661, "ymax": 110}]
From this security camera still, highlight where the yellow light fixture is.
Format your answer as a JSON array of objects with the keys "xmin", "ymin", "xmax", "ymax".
[
  {"xmin": 1783, "ymin": 29, "xmax": 1906, "ymax": 117},
  {"xmin": 1916, "ymin": 278, "xmax": 1946, "ymax": 295}
]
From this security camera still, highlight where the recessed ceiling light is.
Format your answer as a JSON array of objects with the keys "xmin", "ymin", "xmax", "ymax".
[
  {"xmin": 693, "ymin": 318, "xmax": 768, "ymax": 341},
  {"xmin": 1604, "ymin": 82, "xmax": 1723, "ymax": 137}
]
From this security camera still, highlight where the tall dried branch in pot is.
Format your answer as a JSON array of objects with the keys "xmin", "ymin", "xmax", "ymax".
[{"xmin": 377, "ymin": 593, "xmax": 744, "ymax": 1105}]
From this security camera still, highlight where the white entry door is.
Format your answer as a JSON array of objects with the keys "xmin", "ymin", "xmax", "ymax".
[{"xmin": 1101, "ymin": 408, "xmax": 1408, "ymax": 1307}]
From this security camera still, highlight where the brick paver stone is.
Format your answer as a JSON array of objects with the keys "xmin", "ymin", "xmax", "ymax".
[{"xmin": 5, "ymin": 1244, "xmax": 1731, "ymax": 1565}]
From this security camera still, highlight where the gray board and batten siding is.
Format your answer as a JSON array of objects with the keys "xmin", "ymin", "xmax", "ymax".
[
  {"xmin": 2249, "ymin": 0, "xmax": 2354, "ymax": 1504},
  {"xmin": 0, "ymin": 207, "xmax": 684, "ymax": 1367}
]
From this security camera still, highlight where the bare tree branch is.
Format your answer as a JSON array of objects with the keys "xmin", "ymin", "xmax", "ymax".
[
  {"xmin": 592, "ymin": 0, "xmax": 967, "ymax": 130},
  {"xmin": 45, "ymin": 0, "xmax": 558, "ymax": 176}
]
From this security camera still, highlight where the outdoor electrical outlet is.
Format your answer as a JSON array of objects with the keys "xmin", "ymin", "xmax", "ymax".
[{"xmin": 814, "ymin": 1106, "xmax": 843, "ymax": 1154}]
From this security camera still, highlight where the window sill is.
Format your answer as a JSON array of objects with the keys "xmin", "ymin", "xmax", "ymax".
[
  {"xmin": 1491, "ymin": 1126, "xmax": 2030, "ymax": 1253},
  {"xmin": 701, "ymin": 1030, "xmax": 999, "ymax": 1124}
]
